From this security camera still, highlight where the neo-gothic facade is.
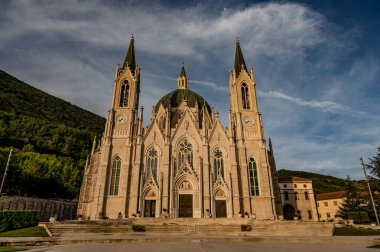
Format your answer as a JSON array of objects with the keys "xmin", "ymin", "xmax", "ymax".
[{"xmin": 78, "ymin": 37, "xmax": 283, "ymax": 219}]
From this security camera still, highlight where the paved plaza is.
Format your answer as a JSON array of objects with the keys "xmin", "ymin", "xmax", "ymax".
[{"xmin": 26, "ymin": 242, "xmax": 377, "ymax": 252}]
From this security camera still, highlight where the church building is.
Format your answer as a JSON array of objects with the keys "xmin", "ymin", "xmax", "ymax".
[{"xmin": 78, "ymin": 36, "xmax": 283, "ymax": 219}]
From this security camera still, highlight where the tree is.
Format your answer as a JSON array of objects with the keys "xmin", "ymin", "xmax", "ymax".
[
  {"xmin": 337, "ymin": 176, "xmax": 363, "ymax": 219},
  {"xmin": 368, "ymin": 146, "xmax": 380, "ymax": 180}
]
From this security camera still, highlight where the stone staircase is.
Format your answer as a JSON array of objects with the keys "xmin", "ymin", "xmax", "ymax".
[{"xmin": 46, "ymin": 219, "xmax": 334, "ymax": 238}]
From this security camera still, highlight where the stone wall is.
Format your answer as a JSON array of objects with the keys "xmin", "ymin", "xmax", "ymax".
[{"xmin": 0, "ymin": 196, "xmax": 77, "ymax": 221}]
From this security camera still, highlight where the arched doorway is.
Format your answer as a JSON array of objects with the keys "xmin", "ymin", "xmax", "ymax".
[
  {"xmin": 179, "ymin": 194, "xmax": 193, "ymax": 217},
  {"xmin": 143, "ymin": 189, "xmax": 157, "ymax": 217},
  {"xmin": 283, "ymin": 204, "xmax": 295, "ymax": 220},
  {"xmin": 214, "ymin": 189, "xmax": 227, "ymax": 218},
  {"xmin": 178, "ymin": 180, "xmax": 193, "ymax": 218}
]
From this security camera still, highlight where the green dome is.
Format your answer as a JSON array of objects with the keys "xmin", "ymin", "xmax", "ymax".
[{"xmin": 155, "ymin": 89, "xmax": 212, "ymax": 113}]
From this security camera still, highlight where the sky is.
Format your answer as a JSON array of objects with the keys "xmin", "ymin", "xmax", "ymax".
[{"xmin": 0, "ymin": 0, "xmax": 379, "ymax": 179}]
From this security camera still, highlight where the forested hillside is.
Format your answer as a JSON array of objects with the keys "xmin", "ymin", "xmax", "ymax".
[{"xmin": 0, "ymin": 70, "xmax": 105, "ymax": 199}]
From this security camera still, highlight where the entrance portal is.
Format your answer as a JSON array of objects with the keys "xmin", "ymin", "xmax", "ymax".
[
  {"xmin": 144, "ymin": 200, "xmax": 156, "ymax": 217},
  {"xmin": 179, "ymin": 194, "xmax": 193, "ymax": 217},
  {"xmin": 283, "ymin": 204, "xmax": 295, "ymax": 220},
  {"xmin": 215, "ymin": 200, "xmax": 227, "ymax": 218}
]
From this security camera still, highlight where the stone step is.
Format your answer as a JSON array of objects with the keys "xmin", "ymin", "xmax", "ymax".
[{"xmin": 46, "ymin": 220, "xmax": 334, "ymax": 237}]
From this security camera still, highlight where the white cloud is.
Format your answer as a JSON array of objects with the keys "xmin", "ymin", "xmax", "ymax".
[
  {"xmin": 1, "ymin": 0, "xmax": 379, "ymax": 180},
  {"xmin": 189, "ymin": 80, "xmax": 228, "ymax": 92},
  {"xmin": 257, "ymin": 90, "xmax": 347, "ymax": 112}
]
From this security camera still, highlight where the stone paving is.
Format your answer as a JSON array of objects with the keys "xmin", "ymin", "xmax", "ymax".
[{"xmin": 24, "ymin": 242, "xmax": 378, "ymax": 252}]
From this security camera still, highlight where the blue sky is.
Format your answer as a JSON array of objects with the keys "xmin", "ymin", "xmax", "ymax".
[{"xmin": 0, "ymin": 0, "xmax": 379, "ymax": 179}]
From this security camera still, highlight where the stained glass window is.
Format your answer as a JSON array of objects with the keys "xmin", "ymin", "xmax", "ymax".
[
  {"xmin": 178, "ymin": 139, "xmax": 193, "ymax": 167},
  {"xmin": 213, "ymin": 148, "xmax": 224, "ymax": 178},
  {"xmin": 241, "ymin": 83, "xmax": 250, "ymax": 109},
  {"xmin": 109, "ymin": 156, "xmax": 121, "ymax": 195},
  {"xmin": 147, "ymin": 148, "xmax": 158, "ymax": 178},
  {"xmin": 248, "ymin": 157, "xmax": 259, "ymax": 196},
  {"xmin": 119, "ymin": 80, "xmax": 129, "ymax": 107}
]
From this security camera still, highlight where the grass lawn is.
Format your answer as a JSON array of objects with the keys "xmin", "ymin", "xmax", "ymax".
[
  {"xmin": 334, "ymin": 227, "xmax": 380, "ymax": 236},
  {"xmin": 0, "ymin": 226, "xmax": 48, "ymax": 237},
  {"xmin": 0, "ymin": 248, "xmax": 26, "ymax": 252}
]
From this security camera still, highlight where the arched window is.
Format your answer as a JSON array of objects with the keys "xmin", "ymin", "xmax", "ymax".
[
  {"xmin": 248, "ymin": 157, "xmax": 259, "ymax": 196},
  {"xmin": 109, "ymin": 156, "xmax": 121, "ymax": 195},
  {"xmin": 178, "ymin": 139, "xmax": 193, "ymax": 167},
  {"xmin": 146, "ymin": 148, "xmax": 158, "ymax": 178},
  {"xmin": 284, "ymin": 191, "xmax": 289, "ymax": 200},
  {"xmin": 297, "ymin": 210, "xmax": 302, "ymax": 219},
  {"xmin": 295, "ymin": 192, "xmax": 299, "ymax": 200},
  {"xmin": 241, "ymin": 83, "xmax": 250, "ymax": 109},
  {"xmin": 119, "ymin": 80, "xmax": 129, "ymax": 107},
  {"xmin": 213, "ymin": 148, "xmax": 224, "ymax": 178},
  {"xmin": 304, "ymin": 191, "xmax": 309, "ymax": 200},
  {"xmin": 308, "ymin": 210, "xmax": 312, "ymax": 219},
  {"xmin": 158, "ymin": 115, "xmax": 166, "ymax": 132}
]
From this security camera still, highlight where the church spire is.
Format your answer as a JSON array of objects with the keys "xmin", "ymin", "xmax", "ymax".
[
  {"xmin": 177, "ymin": 64, "xmax": 188, "ymax": 89},
  {"xmin": 122, "ymin": 35, "xmax": 136, "ymax": 73},
  {"xmin": 234, "ymin": 37, "xmax": 247, "ymax": 76},
  {"xmin": 179, "ymin": 64, "xmax": 187, "ymax": 78}
]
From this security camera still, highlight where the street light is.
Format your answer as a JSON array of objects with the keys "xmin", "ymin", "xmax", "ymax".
[
  {"xmin": 0, "ymin": 148, "xmax": 13, "ymax": 196},
  {"xmin": 360, "ymin": 157, "xmax": 379, "ymax": 226}
]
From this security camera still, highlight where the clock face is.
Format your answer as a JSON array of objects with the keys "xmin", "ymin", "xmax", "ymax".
[
  {"xmin": 116, "ymin": 114, "xmax": 127, "ymax": 124},
  {"xmin": 243, "ymin": 116, "xmax": 254, "ymax": 126}
]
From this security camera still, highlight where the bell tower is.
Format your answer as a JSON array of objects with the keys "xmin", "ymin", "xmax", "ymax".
[
  {"xmin": 93, "ymin": 35, "xmax": 141, "ymax": 219},
  {"xmin": 105, "ymin": 35, "xmax": 141, "ymax": 144},
  {"xmin": 229, "ymin": 38, "xmax": 277, "ymax": 219}
]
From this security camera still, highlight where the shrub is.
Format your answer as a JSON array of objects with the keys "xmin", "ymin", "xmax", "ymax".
[
  {"xmin": 0, "ymin": 210, "xmax": 40, "ymax": 232},
  {"xmin": 241, "ymin": 225, "xmax": 252, "ymax": 231},
  {"xmin": 132, "ymin": 225, "xmax": 146, "ymax": 232},
  {"xmin": 348, "ymin": 211, "xmax": 369, "ymax": 224}
]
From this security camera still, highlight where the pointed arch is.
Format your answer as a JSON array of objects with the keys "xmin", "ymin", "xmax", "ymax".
[
  {"xmin": 174, "ymin": 173, "xmax": 198, "ymax": 191},
  {"xmin": 214, "ymin": 185, "xmax": 229, "ymax": 198},
  {"xmin": 177, "ymin": 138, "xmax": 193, "ymax": 168},
  {"xmin": 241, "ymin": 82, "xmax": 250, "ymax": 109},
  {"xmin": 213, "ymin": 148, "xmax": 224, "ymax": 179},
  {"xmin": 146, "ymin": 147, "xmax": 158, "ymax": 179},
  {"xmin": 143, "ymin": 185, "xmax": 158, "ymax": 199},
  {"xmin": 158, "ymin": 114, "xmax": 166, "ymax": 132},
  {"xmin": 109, "ymin": 156, "xmax": 121, "ymax": 195},
  {"xmin": 119, "ymin": 80, "xmax": 130, "ymax": 107},
  {"xmin": 248, "ymin": 156, "xmax": 259, "ymax": 196}
]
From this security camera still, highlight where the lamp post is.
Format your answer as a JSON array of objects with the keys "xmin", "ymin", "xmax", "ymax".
[
  {"xmin": 360, "ymin": 157, "xmax": 379, "ymax": 226},
  {"xmin": 0, "ymin": 148, "xmax": 13, "ymax": 196}
]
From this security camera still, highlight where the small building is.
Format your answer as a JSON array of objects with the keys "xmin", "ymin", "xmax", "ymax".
[
  {"xmin": 316, "ymin": 191, "xmax": 345, "ymax": 221},
  {"xmin": 278, "ymin": 177, "xmax": 318, "ymax": 221}
]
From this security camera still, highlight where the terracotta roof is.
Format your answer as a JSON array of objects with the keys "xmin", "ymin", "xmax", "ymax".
[
  {"xmin": 278, "ymin": 176, "xmax": 312, "ymax": 183},
  {"xmin": 316, "ymin": 191, "xmax": 345, "ymax": 201}
]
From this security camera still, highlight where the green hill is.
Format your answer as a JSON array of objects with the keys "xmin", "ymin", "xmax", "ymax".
[
  {"xmin": 0, "ymin": 70, "xmax": 104, "ymax": 132},
  {"xmin": 0, "ymin": 70, "xmax": 105, "ymax": 199}
]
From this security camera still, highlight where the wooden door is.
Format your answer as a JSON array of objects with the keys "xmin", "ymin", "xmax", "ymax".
[
  {"xmin": 144, "ymin": 200, "xmax": 156, "ymax": 217},
  {"xmin": 215, "ymin": 200, "xmax": 227, "ymax": 218},
  {"xmin": 179, "ymin": 194, "xmax": 193, "ymax": 218}
]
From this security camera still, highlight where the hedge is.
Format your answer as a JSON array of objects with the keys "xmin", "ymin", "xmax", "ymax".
[
  {"xmin": 0, "ymin": 210, "xmax": 40, "ymax": 232},
  {"xmin": 348, "ymin": 211, "xmax": 369, "ymax": 224}
]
